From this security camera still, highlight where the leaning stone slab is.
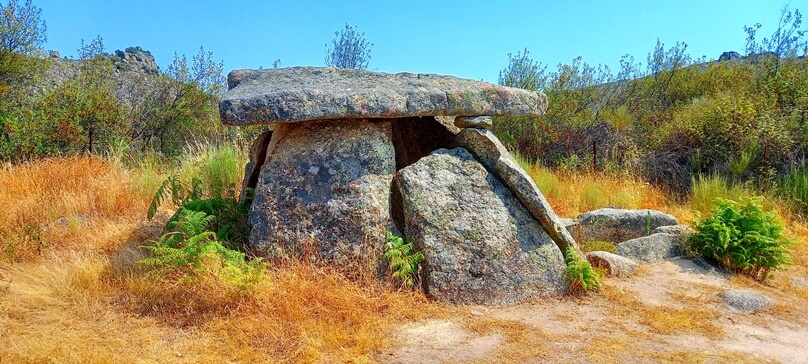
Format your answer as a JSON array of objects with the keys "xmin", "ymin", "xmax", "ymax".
[
  {"xmin": 394, "ymin": 148, "xmax": 567, "ymax": 305},
  {"xmin": 455, "ymin": 128, "xmax": 580, "ymax": 255},
  {"xmin": 219, "ymin": 67, "xmax": 548, "ymax": 125},
  {"xmin": 616, "ymin": 233, "xmax": 683, "ymax": 263},
  {"xmin": 585, "ymin": 251, "xmax": 638, "ymax": 277},
  {"xmin": 574, "ymin": 208, "xmax": 679, "ymax": 244},
  {"xmin": 718, "ymin": 290, "xmax": 772, "ymax": 312},
  {"xmin": 248, "ymin": 119, "xmax": 395, "ymax": 269}
]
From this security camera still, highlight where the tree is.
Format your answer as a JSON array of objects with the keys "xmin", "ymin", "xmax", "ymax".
[
  {"xmin": 324, "ymin": 24, "xmax": 372, "ymax": 69},
  {"xmin": 745, "ymin": 5, "xmax": 806, "ymax": 57},
  {"xmin": 77, "ymin": 35, "xmax": 105, "ymax": 60},
  {"xmin": 0, "ymin": 0, "xmax": 46, "ymax": 55},
  {"xmin": 498, "ymin": 48, "xmax": 547, "ymax": 91}
]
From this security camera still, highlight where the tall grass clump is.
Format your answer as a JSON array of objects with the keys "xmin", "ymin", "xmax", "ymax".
[
  {"xmin": 778, "ymin": 162, "xmax": 808, "ymax": 217},
  {"xmin": 178, "ymin": 143, "xmax": 246, "ymax": 199},
  {"xmin": 689, "ymin": 174, "xmax": 758, "ymax": 215}
]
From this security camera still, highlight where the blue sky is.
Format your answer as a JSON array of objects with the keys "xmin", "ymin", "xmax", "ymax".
[{"xmin": 33, "ymin": 0, "xmax": 804, "ymax": 82}]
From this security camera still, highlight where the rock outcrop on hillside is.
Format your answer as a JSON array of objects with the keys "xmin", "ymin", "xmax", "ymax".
[{"xmin": 221, "ymin": 66, "xmax": 575, "ymax": 305}]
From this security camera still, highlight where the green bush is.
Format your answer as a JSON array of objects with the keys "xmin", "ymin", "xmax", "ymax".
[
  {"xmin": 139, "ymin": 208, "xmax": 265, "ymax": 292},
  {"xmin": 564, "ymin": 247, "xmax": 601, "ymax": 294},
  {"xmin": 690, "ymin": 197, "xmax": 791, "ymax": 281},
  {"xmin": 383, "ymin": 232, "xmax": 424, "ymax": 288}
]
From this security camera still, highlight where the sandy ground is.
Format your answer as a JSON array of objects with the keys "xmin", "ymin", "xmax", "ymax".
[{"xmin": 383, "ymin": 258, "xmax": 808, "ymax": 364}]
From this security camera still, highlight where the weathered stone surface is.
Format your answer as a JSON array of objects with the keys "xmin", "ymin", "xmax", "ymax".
[
  {"xmin": 220, "ymin": 67, "xmax": 548, "ymax": 125},
  {"xmin": 248, "ymin": 119, "xmax": 395, "ymax": 267},
  {"xmin": 616, "ymin": 233, "xmax": 683, "ymax": 263},
  {"xmin": 718, "ymin": 290, "xmax": 773, "ymax": 312},
  {"xmin": 652, "ymin": 224, "xmax": 695, "ymax": 236},
  {"xmin": 434, "ymin": 116, "xmax": 461, "ymax": 134},
  {"xmin": 585, "ymin": 251, "xmax": 638, "ymax": 277},
  {"xmin": 573, "ymin": 208, "xmax": 679, "ymax": 243},
  {"xmin": 455, "ymin": 128, "xmax": 580, "ymax": 254},
  {"xmin": 394, "ymin": 148, "xmax": 567, "ymax": 305},
  {"xmin": 455, "ymin": 116, "xmax": 493, "ymax": 130}
]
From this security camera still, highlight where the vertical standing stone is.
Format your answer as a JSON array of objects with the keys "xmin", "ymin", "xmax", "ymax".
[{"xmin": 248, "ymin": 119, "xmax": 396, "ymax": 269}]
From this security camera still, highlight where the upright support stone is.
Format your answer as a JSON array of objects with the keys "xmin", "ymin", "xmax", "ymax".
[{"xmin": 248, "ymin": 119, "xmax": 395, "ymax": 269}]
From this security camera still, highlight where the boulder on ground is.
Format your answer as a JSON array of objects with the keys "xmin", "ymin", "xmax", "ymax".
[
  {"xmin": 718, "ymin": 290, "xmax": 772, "ymax": 312},
  {"xmin": 585, "ymin": 251, "xmax": 638, "ymax": 277},
  {"xmin": 572, "ymin": 208, "xmax": 679, "ymax": 244},
  {"xmin": 394, "ymin": 148, "xmax": 567, "ymax": 305},
  {"xmin": 248, "ymin": 119, "xmax": 395, "ymax": 268},
  {"xmin": 616, "ymin": 233, "xmax": 683, "ymax": 263},
  {"xmin": 219, "ymin": 67, "xmax": 548, "ymax": 125}
]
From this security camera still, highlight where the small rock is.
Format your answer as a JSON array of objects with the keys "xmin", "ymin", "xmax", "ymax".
[
  {"xmin": 585, "ymin": 251, "xmax": 637, "ymax": 277},
  {"xmin": 455, "ymin": 116, "xmax": 493, "ymax": 130},
  {"xmin": 718, "ymin": 290, "xmax": 772, "ymax": 312},
  {"xmin": 49, "ymin": 50, "xmax": 60, "ymax": 58},
  {"xmin": 790, "ymin": 276, "xmax": 808, "ymax": 289},
  {"xmin": 616, "ymin": 233, "xmax": 682, "ymax": 263}
]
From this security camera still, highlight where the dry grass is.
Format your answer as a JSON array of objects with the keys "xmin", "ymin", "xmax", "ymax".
[
  {"xmin": 462, "ymin": 316, "xmax": 550, "ymax": 362},
  {"xmin": 0, "ymin": 157, "xmax": 153, "ymax": 262},
  {"xmin": 0, "ymin": 249, "xmax": 439, "ymax": 363},
  {"xmin": 600, "ymin": 283, "xmax": 723, "ymax": 339},
  {"xmin": 519, "ymin": 162, "xmax": 676, "ymax": 219}
]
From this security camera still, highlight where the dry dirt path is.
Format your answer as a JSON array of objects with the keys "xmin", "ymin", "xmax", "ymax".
[{"xmin": 383, "ymin": 259, "xmax": 808, "ymax": 364}]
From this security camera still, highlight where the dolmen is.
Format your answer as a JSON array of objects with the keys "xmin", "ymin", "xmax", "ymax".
[{"xmin": 220, "ymin": 67, "xmax": 580, "ymax": 305}]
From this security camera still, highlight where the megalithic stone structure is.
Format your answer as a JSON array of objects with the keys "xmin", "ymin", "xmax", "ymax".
[{"xmin": 220, "ymin": 66, "xmax": 580, "ymax": 305}]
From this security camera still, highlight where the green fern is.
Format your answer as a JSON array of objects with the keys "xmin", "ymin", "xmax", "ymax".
[
  {"xmin": 564, "ymin": 247, "xmax": 601, "ymax": 294},
  {"xmin": 690, "ymin": 197, "xmax": 792, "ymax": 281},
  {"xmin": 384, "ymin": 232, "xmax": 424, "ymax": 288},
  {"xmin": 140, "ymin": 208, "xmax": 265, "ymax": 291}
]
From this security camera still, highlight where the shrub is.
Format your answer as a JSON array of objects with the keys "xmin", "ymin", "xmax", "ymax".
[
  {"xmin": 139, "ymin": 208, "xmax": 265, "ymax": 292},
  {"xmin": 689, "ymin": 197, "xmax": 791, "ymax": 281},
  {"xmin": 579, "ymin": 240, "xmax": 616, "ymax": 254},
  {"xmin": 564, "ymin": 247, "xmax": 601, "ymax": 294},
  {"xmin": 383, "ymin": 232, "xmax": 424, "ymax": 288}
]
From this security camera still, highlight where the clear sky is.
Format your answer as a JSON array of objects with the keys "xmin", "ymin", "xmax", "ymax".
[{"xmin": 32, "ymin": 0, "xmax": 806, "ymax": 83}]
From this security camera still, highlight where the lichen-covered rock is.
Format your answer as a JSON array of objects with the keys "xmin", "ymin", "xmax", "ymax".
[
  {"xmin": 248, "ymin": 119, "xmax": 395, "ymax": 268},
  {"xmin": 455, "ymin": 128, "xmax": 579, "ymax": 254},
  {"xmin": 455, "ymin": 115, "xmax": 493, "ymax": 130},
  {"xmin": 718, "ymin": 290, "xmax": 773, "ymax": 312},
  {"xmin": 585, "ymin": 251, "xmax": 638, "ymax": 277},
  {"xmin": 615, "ymin": 233, "xmax": 683, "ymax": 263},
  {"xmin": 394, "ymin": 148, "xmax": 567, "ymax": 305},
  {"xmin": 573, "ymin": 208, "xmax": 679, "ymax": 244},
  {"xmin": 219, "ymin": 67, "xmax": 548, "ymax": 125}
]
